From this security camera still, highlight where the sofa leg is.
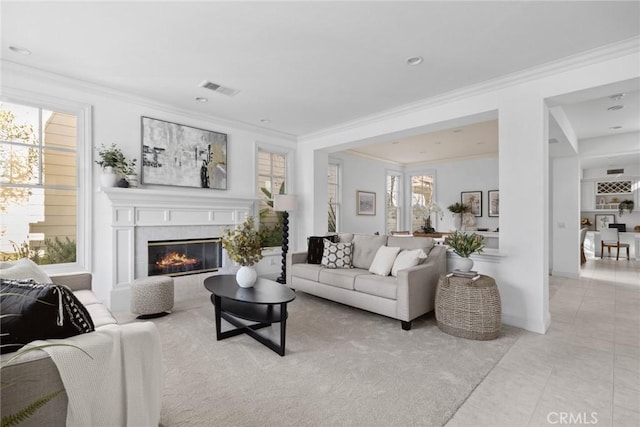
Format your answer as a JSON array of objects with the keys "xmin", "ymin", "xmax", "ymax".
[{"xmin": 401, "ymin": 321, "xmax": 412, "ymax": 331}]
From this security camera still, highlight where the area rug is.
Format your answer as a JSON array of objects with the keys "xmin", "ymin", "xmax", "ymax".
[{"xmin": 120, "ymin": 275, "xmax": 521, "ymax": 427}]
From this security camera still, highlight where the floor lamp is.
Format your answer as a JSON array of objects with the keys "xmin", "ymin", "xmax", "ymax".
[{"xmin": 273, "ymin": 194, "xmax": 297, "ymax": 284}]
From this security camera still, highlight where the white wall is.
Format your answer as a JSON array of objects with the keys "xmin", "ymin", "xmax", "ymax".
[
  {"xmin": 2, "ymin": 61, "xmax": 295, "ymax": 307},
  {"xmin": 328, "ymin": 153, "xmax": 499, "ymax": 235},
  {"xmin": 407, "ymin": 157, "xmax": 500, "ymax": 232},
  {"xmin": 551, "ymin": 156, "xmax": 581, "ymax": 278},
  {"xmin": 330, "ymin": 152, "xmax": 395, "ymax": 234}
]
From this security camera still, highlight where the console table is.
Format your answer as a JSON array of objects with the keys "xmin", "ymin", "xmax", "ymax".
[{"xmin": 204, "ymin": 275, "xmax": 296, "ymax": 356}]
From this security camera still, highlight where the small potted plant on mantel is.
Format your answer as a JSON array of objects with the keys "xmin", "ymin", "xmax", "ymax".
[
  {"xmin": 221, "ymin": 217, "xmax": 264, "ymax": 288},
  {"xmin": 446, "ymin": 230, "xmax": 485, "ymax": 272},
  {"xmin": 95, "ymin": 143, "xmax": 136, "ymax": 188}
]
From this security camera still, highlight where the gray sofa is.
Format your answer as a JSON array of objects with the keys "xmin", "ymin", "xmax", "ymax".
[
  {"xmin": 287, "ymin": 234, "xmax": 447, "ymax": 330},
  {"xmin": 1, "ymin": 273, "xmax": 121, "ymax": 426}
]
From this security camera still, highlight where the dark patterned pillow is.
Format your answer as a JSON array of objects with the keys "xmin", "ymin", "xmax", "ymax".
[
  {"xmin": 307, "ymin": 235, "xmax": 339, "ymax": 264},
  {"xmin": 0, "ymin": 279, "xmax": 95, "ymax": 354},
  {"xmin": 321, "ymin": 240, "xmax": 353, "ymax": 269}
]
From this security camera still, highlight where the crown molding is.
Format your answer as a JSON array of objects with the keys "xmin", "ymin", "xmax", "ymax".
[
  {"xmin": 0, "ymin": 60, "xmax": 297, "ymax": 142},
  {"xmin": 343, "ymin": 149, "xmax": 403, "ymax": 166},
  {"xmin": 345, "ymin": 148, "xmax": 498, "ymax": 169},
  {"xmin": 300, "ymin": 36, "xmax": 640, "ymax": 143}
]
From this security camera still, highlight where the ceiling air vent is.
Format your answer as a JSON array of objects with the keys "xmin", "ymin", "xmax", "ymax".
[
  {"xmin": 199, "ymin": 80, "xmax": 239, "ymax": 97},
  {"xmin": 607, "ymin": 168, "xmax": 624, "ymax": 175}
]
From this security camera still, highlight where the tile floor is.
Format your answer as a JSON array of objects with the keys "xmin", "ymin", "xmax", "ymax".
[{"xmin": 447, "ymin": 256, "xmax": 640, "ymax": 427}]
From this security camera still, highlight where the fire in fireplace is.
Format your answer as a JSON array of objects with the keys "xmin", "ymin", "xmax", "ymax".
[{"xmin": 148, "ymin": 238, "xmax": 222, "ymax": 277}]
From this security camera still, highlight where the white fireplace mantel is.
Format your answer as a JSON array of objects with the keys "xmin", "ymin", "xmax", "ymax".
[
  {"xmin": 102, "ymin": 187, "xmax": 259, "ymax": 310},
  {"xmin": 103, "ymin": 187, "xmax": 259, "ymax": 226}
]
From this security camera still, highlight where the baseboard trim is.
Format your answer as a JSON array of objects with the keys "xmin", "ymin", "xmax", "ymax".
[{"xmin": 502, "ymin": 312, "xmax": 547, "ymax": 334}]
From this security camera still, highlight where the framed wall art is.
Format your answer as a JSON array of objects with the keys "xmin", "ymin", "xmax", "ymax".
[
  {"xmin": 461, "ymin": 191, "xmax": 482, "ymax": 217},
  {"xmin": 141, "ymin": 116, "xmax": 227, "ymax": 189},
  {"xmin": 357, "ymin": 191, "xmax": 376, "ymax": 215},
  {"xmin": 594, "ymin": 214, "xmax": 615, "ymax": 231},
  {"xmin": 488, "ymin": 190, "xmax": 499, "ymax": 217}
]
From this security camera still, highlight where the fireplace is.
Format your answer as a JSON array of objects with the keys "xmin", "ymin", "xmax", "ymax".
[{"xmin": 148, "ymin": 238, "xmax": 222, "ymax": 277}]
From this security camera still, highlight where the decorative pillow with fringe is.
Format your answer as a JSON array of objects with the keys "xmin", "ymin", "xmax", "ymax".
[{"xmin": 0, "ymin": 279, "xmax": 95, "ymax": 354}]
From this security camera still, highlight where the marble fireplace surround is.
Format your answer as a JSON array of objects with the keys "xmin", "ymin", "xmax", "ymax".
[{"xmin": 103, "ymin": 187, "xmax": 257, "ymax": 309}]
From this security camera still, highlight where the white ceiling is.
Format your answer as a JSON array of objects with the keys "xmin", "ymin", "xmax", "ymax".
[
  {"xmin": 2, "ymin": 1, "xmax": 639, "ymax": 138},
  {"xmin": 349, "ymin": 119, "xmax": 498, "ymax": 166}
]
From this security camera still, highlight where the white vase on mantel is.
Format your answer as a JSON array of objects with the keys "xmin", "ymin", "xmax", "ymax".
[
  {"xmin": 100, "ymin": 166, "xmax": 118, "ymax": 188},
  {"xmin": 236, "ymin": 265, "xmax": 257, "ymax": 288}
]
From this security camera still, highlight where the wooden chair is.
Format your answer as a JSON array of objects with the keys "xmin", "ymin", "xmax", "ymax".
[
  {"xmin": 600, "ymin": 227, "xmax": 630, "ymax": 260},
  {"xmin": 580, "ymin": 227, "xmax": 588, "ymax": 264}
]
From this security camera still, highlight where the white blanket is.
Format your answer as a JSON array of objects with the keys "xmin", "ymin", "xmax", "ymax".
[{"xmin": 33, "ymin": 322, "xmax": 163, "ymax": 427}]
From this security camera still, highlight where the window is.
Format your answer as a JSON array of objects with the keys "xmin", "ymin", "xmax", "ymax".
[
  {"xmin": 386, "ymin": 173, "xmax": 401, "ymax": 233},
  {"xmin": 257, "ymin": 149, "xmax": 287, "ymax": 247},
  {"xmin": 328, "ymin": 162, "xmax": 340, "ymax": 232},
  {"xmin": 410, "ymin": 174, "xmax": 434, "ymax": 232},
  {"xmin": 0, "ymin": 101, "xmax": 80, "ymax": 266}
]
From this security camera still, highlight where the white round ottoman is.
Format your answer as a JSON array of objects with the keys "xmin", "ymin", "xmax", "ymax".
[{"xmin": 131, "ymin": 276, "xmax": 174, "ymax": 319}]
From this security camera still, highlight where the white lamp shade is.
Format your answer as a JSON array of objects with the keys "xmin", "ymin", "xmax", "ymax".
[{"xmin": 273, "ymin": 194, "xmax": 297, "ymax": 212}]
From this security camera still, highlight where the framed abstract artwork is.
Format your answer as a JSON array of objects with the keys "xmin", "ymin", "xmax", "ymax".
[
  {"xmin": 141, "ymin": 116, "xmax": 227, "ymax": 189},
  {"xmin": 488, "ymin": 190, "xmax": 499, "ymax": 217},
  {"xmin": 357, "ymin": 191, "xmax": 376, "ymax": 215},
  {"xmin": 461, "ymin": 191, "xmax": 482, "ymax": 217}
]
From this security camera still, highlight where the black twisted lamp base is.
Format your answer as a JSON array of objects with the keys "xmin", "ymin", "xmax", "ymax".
[{"xmin": 276, "ymin": 211, "xmax": 289, "ymax": 284}]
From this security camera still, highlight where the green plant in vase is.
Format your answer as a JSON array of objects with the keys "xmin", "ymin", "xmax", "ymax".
[
  {"xmin": 618, "ymin": 200, "xmax": 634, "ymax": 216},
  {"xmin": 221, "ymin": 217, "xmax": 264, "ymax": 288},
  {"xmin": 446, "ymin": 230, "xmax": 485, "ymax": 272}
]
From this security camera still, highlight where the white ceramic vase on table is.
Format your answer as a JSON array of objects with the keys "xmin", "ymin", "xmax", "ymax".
[{"xmin": 236, "ymin": 265, "xmax": 257, "ymax": 288}]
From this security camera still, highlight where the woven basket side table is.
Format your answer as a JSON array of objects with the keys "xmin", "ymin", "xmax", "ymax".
[{"xmin": 435, "ymin": 273, "xmax": 501, "ymax": 340}]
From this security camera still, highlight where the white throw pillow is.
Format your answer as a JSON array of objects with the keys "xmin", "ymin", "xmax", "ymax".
[
  {"xmin": 391, "ymin": 249, "xmax": 428, "ymax": 277},
  {"xmin": 368, "ymin": 246, "xmax": 401, "ymax": 276},
  {"xmin": 0, "ymin": 258, "xmax": 52, "ymax": 283}
]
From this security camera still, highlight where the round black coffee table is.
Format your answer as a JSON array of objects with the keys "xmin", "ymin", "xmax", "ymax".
[{"xmin": 204, "ymin": 275, "xmax": 296, "ymax": 356}]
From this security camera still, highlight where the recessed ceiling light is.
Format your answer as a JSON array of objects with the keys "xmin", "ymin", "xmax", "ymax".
[
  {"xmin": 607, "ymin": 105, "xmax": 624, "ymax": 111},
  {"xmin": 406, "ymin": 56, "xmax": 423, "ymax": 66},
  {"xmin": 9, "ymin": 45, "xmax": 31, "ymax": 55},
  {"xmin": 609, "ymin": 126, "xmax": 623, "ymax": 130},
  {"xmin": 260, "ymin": 118, "xmax": 271, "ymax": 124},
  {"xmin": 609, "ymin": 93, "xmax": 625, "ymax": 101},
  {"xmin": 195, "ymin": 97, "xmax": 208, "ymax": 103}
]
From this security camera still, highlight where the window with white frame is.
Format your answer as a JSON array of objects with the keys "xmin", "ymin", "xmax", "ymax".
[
  {"xmin": 386, "ymin": 172, "xmax": 402, "ymax": 233},
  {"xmin": 328, "ymin": 161, "xmax": 340, "ymax": 233},
  {"xmin": 257, "ymin": 149, "xmax": 287, "ymax": 247},
  {"xmin": 410, "ymin": 174, "xmax": 435, "ymax": 232},
  {"xmin": 0, "ymin": 101, "xmax": 84, "ymax": 267}
]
